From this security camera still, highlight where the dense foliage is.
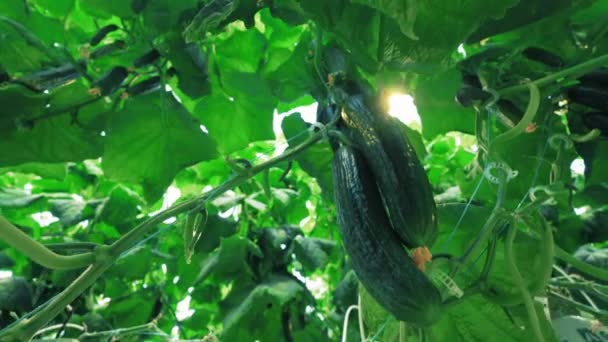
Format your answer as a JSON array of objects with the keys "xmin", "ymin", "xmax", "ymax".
[{"xmin": 1, "ymin": 0, "xmax": 608, "ymax": 340}]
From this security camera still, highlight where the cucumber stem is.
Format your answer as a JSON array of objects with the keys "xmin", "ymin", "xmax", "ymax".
[
  {"xmin": 504, "ymin": 219, "xmax": 545, "ymax": 342},
  {"xmin": 499, "ymin": 54, "xmax": 608, "ymax": 96},
  {"xmin": 0, "ymin": 216, "xmax": 94, "ymax": 270},
  {"xmin": 554, "ymin": 245, "xmax": 608, "ymax": 282}
]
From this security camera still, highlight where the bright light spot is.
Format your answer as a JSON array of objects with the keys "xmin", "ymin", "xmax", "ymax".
[
  {"xmin": 143, "ymin": 283, "xmax": 148, "ymax": 289},
  {"xmin": 470, "ymin": 144, "xmax": 478, "ymax": 152},
  {"xmin": 53, "ymin": 42, "xmax": 60, "ymax": 47},
  {"xmin": 305, "ymin": 200, "xmax": 314, "ymax": 210},
  {"xmin": 575, "ymin": 206, "xmax": 591, "ymax": 215},
  {"xmin": 291, "ymin": 269, "xmax": 306, "ymax": 282},
  {"xmin": 200, "ymin": 124, "xmax": 209, "ymax": 133},
  {"xmin": 71, "ymin": 194, "xmax": 84, "ymax": 201},
  {"xmin": 163, "ymin": 186, "xmax": 181, "ymax": 209},
  {"xmin": 387, "ymin": 94, "xmax": 422, "ymax": 129},
  {"xmin": 287, "ymin": 102, "xmax": 318, "ymax": 124},
  {"xmin": 161, "ymin": 264, "xmax": 167, "ymax": 274},
  {"xmin": 78, "ymin": 220, "xmax": 90, "ymax": 228},
  {"xmin": 24, "ymin": 183, "xmax": 33, "ymax": 194},
  {"xmin": 229, "ymin": 96, "xmax": 234, "ymax": 102},
  {"xmin": 100, "ymin": 131, "xmax": 106, "ymax": 137},
  {"xmin": 31, "ymin": 211, "xmax": 59, "ymax": 227},
  {"xmin": 45, "ymin": 103, "xmax": 51, "ymax": 108},
  {"xmin": 0, "ymin": 270, "xmax": 13, "ymax": 278},
  {"xmin": 219, "ymin": 206, "xmax": 236, "ymax": 218},
  {"xmin": 43, "ymin": 89, "xmax": 50, "ymax": 94},
  {"xmin": 306, "ymin": 276, "xmax": 329, "ymax": 299},
  {"xmin": 94, "ymin": 295, "xmax": 111, "ymax": 309},
  {"xmin": 280, "ymin": 243, "xmax": 287, "ymax": 250},
  {"xmin": 305, "ymin": 305, "xmax": 314, "ymax": 314},
  {"xmin": 256, "ymin": 152, "xmax": 269, "ymax": 162},
  {"xmin": 164, "ymin": 84, "xmax": 173, "ymax": 91},
  {"xmin": 164, "ymin": 217, "xmax": 176, "ymax": 224},
  {"xmin": 173, "ymin": 276, "xmax": 180, "ymax": 284},
  {"xmin": 187, "ymin": 286, "xmax": 194, "ymax": 293},
  {"xmin": 202, "ymin": 185, "xmax": 213, "ymax": 193},
  {"xmin": 457, "ymin": 44, "xmax": 467, "ymax": 57},
  {"xmin": 299, "ymin": 216, "xmax": 312, "ymax": 229},
  {"xmin": 570, "ymin": 158, "xmax": 585, "ymax": 176},
  {"xmin": 171, "ymin": 326, "xmax": 180, "ymax": 338},
  {"xmin": 176, "ymin": 295, "xmax": 195, "ymax": 321}
]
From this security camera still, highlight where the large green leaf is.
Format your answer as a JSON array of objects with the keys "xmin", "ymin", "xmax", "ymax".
[
  {"xmin": 0, "ymin": 115, "xmax": 103, "ymax": 166},
  {"xmin": 194, "ymin": 72, "xmax": 276, "ymax": 154},
  {"xmin": 102, "ymin": 92, "xmax": 218, "ymax": 203}
]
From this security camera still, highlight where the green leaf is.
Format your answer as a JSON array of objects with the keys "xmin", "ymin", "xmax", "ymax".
[
  {"xmin": 0, "ymin": 162, "xmax": 67, "ymax": 180},
  {"xmin": 0, "ymin": 115, "xmax": 103, "ymax": 166},
  {"xmin": 216, "ymin": 28, "xmax": 267, "ymax": 73},
  {"xmin": 428, "ymin": 296, "xmax": 555, "ymax": 341},
  {"xmin": 97, "ymin": 185, "xmax": 144, "ymax": 227},
  {"xmin": 30, "ymin": 0, "xmax": 75, "ymax": 19},
  {"xmin": 102, "ymin": 92, "xmax": 218, "ymax": 203},
  {"xmin": 281, "ymin": 113, "xmax": 334, "ymax": 197},
  {"xmin": 79, "ymin": 0, "xmax": 133, "ymax": 18},
  {"xmin": 195, "ymin": 235, "xmax": 262, "ymax": 284},
  {"xmin": 161, "ymin": 33, "xmax": 211, "ymax": 99},
  {"xmin": 0, "ymin": 188, "xmax": 43, "ymax": 208},
  {"xmin": 414, "ymin": 69, "xmax": 476, "ymax": 139},
  {"xmin": 221, "ymin": 274, "xmax": 308, "ymax": 341},
  {"xmin": 142, "ymin": 0, "xmax": 197, "ymax": 36},
  {"xmin": 194, "ymin": 72, "xmax": 276, "ymax": 154},
  {"xmin": 293, "ymin": 235, "xmax": 336, "ymax": 272},
  {"xmin": 48, "ymin": 197, "xmax": 87, "ymax": 226}
]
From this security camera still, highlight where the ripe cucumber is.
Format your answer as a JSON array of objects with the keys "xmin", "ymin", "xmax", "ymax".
[
  {"xmin": 341, "ymin": 94, "xmax": 437, "ymax": 248},
  {"xmin": 332, "ymin": 145, "xmax": 442, "ymax": 326}
]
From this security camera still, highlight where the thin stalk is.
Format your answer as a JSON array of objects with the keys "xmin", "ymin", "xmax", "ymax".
[
  {"xmin": 505, "ymin": 220, "xmax": 544, "ymax": 342},
  {"xmin": 499, "ymin": 54, "xmax": 608, "ymax": 96},
  {"xmin": 0, "ymin": 217, "xmax": 94, "ymax": 270},
  {"xmin": 555, "ymin": 245, "xmax": 608, "ymax": 282}
]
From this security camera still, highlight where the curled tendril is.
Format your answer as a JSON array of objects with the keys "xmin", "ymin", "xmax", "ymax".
[
  {"xmin": 483, "ymin": 162, "xmax": 518, "ymax": 184},
  {"xmin": 548, "ymin": 133, "xmax": 573, "ymax": 150},
  {"xmin": 309, "ymin": 122, "xmax": 329, "ymax": 140},
  {"xmin": 528, "ymin": 186, "xmax": 558, "ymax": 205},
  {"xmin": 482, "ymin": 87, "xmax": 500, "ymax": 109}
]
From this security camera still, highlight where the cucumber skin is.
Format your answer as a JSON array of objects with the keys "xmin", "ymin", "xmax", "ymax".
[
  {"xmin": 342, "ymin": 94, "xmax": 437, "ymax": 248},
  {"xmin": 332, "ymin": 145, "xmax": 442, "ymax": 326}
]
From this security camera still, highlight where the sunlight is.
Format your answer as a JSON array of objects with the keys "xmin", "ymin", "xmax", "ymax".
[
  {"xmin": 31, "ymin": 211, "xmax": 59, "ymax": 227},
  {"xmin": 387, "ymin": 93, "xmax": 422, "ymax": 130},
  {"xmin": 570, "ymin": 157, "xmax": 585, "ymax": 176}
]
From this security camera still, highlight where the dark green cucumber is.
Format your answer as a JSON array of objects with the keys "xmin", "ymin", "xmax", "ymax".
[
  {"xmin": 127, "ymin": 76, "xmax": 161, "ymax": 96},
  {"xmin": 332, "ymin": 145, "xmax": 442, "ymax": 326},
  {"xmin": 567, "ymin": 86, "xmax": 608, "ymax": 111},
  {"xmin": 521, "ymin": 47, "xmax": 564, "ymax": 68},
  {"xmin": 93, "ymin": 67, "xmax": 128, "ymax": 96},
  {"xmin": 133, "ymin": 49, "xmax": 160, "ymax": 68},
  {"xmin": 342, "ymin": 94, "xmax": 437, "ymax": 248},
  {"xmin": 583, "ymin": 112, "xmax": 608, "ymax": 136},
  {"xmin": 89, "ymin": 25, "xmax": 119, "ymax": 46},
  {"xmin": 579, "ymin": 68, "xmax": 608, "ymax": 88}
]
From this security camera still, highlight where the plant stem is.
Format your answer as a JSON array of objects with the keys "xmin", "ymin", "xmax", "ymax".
[
  {"xmin": 549, "ymin": 290, "xmax": 608, "ymax": 318},
  {"xmin": 498, "ymin": 54, "xmax": 608, "ymax": 96},
  {"xmin": 0, "ymin": 16, "xmax": 62, "ymax": 64},
  {"xmin": 554, "ymin": 245, "xmax": 608, "ymax": 282},
  {"xmin": 0, "ymin": 216, "xmax": 94, "ymax": 270},
  {"xmin": 505, "ymin": 219, "xmax": 545, "ymax": 342},
  {"xmin": 0, "ymin": 130, "xmax": 325, "ymax": 341}
]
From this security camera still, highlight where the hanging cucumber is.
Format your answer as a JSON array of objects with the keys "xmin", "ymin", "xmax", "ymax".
[
  {"xmin": 341, "ymin": 94, "xmax": 437, "ymax": 248},
  {"xmin": 521, "ymin": 47, "xmax": 564, "ymax": 68},
  {"xmin": 332, "ymin": 145, "xmax": 442, "ymax": 326},
  {"xmin": 333, "ymin": 145, "xmax": 442, "ymax": 324},
  {"xmin": 89, "ymin": 25, "xmax": 119, "ymax": 46},
  {"xmin": 133, "ymin": 49, "xmax": 160, "ymax": 68},
  {"xmin": 89, "ymin": 67, "xmax": 128, "ymax": 96},
  {"xmin": 126, "ymin": 76, "xmax": 161, "ymax": 97},
  {"xmin": 567, "ymin": 86, "xmax": 608, "ymax": 111},
  {"xmin": 578, "ymin": 68, "xmax": 608, "ymax": 88}
]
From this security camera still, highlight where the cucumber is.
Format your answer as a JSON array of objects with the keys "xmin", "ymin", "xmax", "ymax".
[
  {"xmin": 92, "ymin": 67, "xmax": 128, "ymax": 96},
  {"xmin": 332, "ymin": 145, "xmax": 442, "ymax": 325},
  {"xmin": 567, "ymin": 86, "xmax": 608, "ymax": 111},
  {"xmin": 90, "ymin": 40, "xmax": 126, "ymax": 59},
  {"xmin": 127, "ymin": 76, "xmax": 160, "ymax": 97},
  {"xmin": 342, "ymin": 94, "xmax": 437, "ymax": 248},
  {"xmin": 133, "ymin": 49, "xmax": 160, "ymax": 68},
  {"xmin": 89, "ymin": 25, "xmax": 119, "ymax": 46},
  {"xmin": 583, "ymin": 112, "xmax": 608, "ymax": 136},
  {"xmin": 521, "ymin": 47, "xmax": 564, "ymax": 68},
  {"xmin": 579, "ymin": 68, "xmax": 608, "ymax": 88},
  {"xmin": 455, "ymin": 85, "xmax": 492, "ymax": 107}
]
